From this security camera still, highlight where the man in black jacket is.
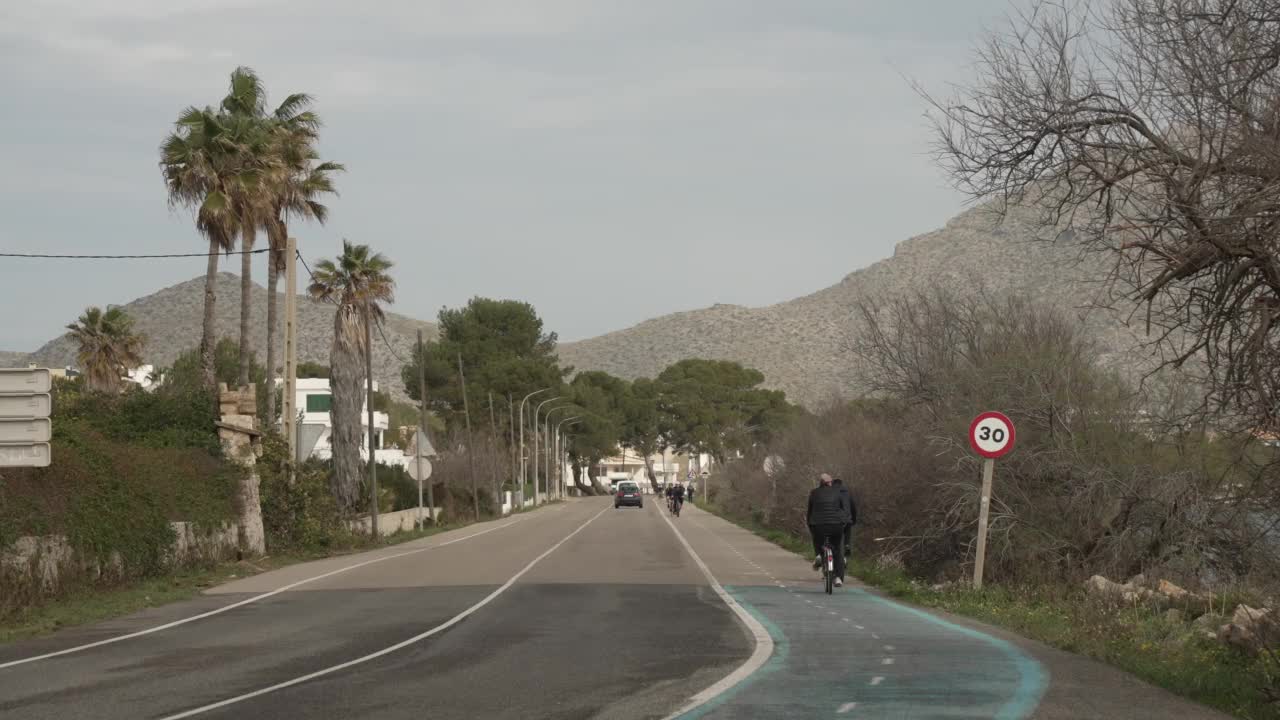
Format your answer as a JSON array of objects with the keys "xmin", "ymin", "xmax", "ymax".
[
  {"xmin": 806, "ymin": 473, "xmax": 851, "ymax": 586},
  {"xmin": 833, "ymin": 478, "xmax": 857, "ymax": 558}
]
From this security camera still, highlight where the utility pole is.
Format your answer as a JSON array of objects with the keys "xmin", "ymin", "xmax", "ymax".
[
  {"xmin": 488, "ymin": 392, "xmax": 499, "ymax": 509},
  {"xmin": 458, "ymin": 352, "xmax": 479, "ymax": 520},
  {"xmin": 507, "ymin": 394, "xmax": 515, "ymax": 506},
  {"xmin": 416, "ymin": 329, "xmax": 434, "ymax": 527},
  {"xmin": 364, "ymin": 300, "xmax": 378, "ymax": 540},
  {"xmin": 282, "ymin": 236, "xmax": 298, "ymax": 481}
]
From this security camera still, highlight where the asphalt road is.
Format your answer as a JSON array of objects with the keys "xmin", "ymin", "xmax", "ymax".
[{"xmin": 0, "ymin": 498, "xmax": 1236, "ymax": 719}]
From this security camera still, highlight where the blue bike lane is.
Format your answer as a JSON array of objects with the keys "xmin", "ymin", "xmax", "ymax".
[{"xmin": 667, "ymin": 505, "xmax": 1047, "ymax": 719}]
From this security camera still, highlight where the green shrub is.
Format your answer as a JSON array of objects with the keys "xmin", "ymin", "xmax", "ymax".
[{"xmin": 257, "ymin": 434, "xmax": 356, "ymax": 552}]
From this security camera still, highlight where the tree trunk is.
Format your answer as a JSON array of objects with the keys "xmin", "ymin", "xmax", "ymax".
[
  {"xmin": 200, "ymin": 235, "xmax": 220, "ymax": 394},
  {"xmin": 329, "ymin": 306, "xmax": 364, "ymax": 511},
  {"xmin": 264, "ymin": 242, "xmax": 279, "ymax": 427},
  {"xmin": 238, "ymin": 225, "xmax": 255, "ymax": 387},
  {"xmin": 642, "ymin": 453, "xmax": 661, "ymax": 494}
]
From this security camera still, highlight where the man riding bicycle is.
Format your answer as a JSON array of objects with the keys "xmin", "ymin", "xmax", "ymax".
[
  {"xmin": 671, "ymin": 482, "xmax": 686, "ymax": 515},
  {"xmin": 807, "ymin": 473, "xmax": 851, "ymax": 587}
]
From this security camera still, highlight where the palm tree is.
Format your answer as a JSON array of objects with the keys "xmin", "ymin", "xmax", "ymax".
[
  {"xmin": 307, "ymin": 241, "xmax": 395, "ymax": 510},
  {"xmin": 219, "ymin": 66, "xmax": 343, "ymax": 420},
  {"xmin": 66, "ymin": 307, "xmax": 145, "ymax": 394},
  {"xmin": 159, "ymin": 103, "xmax": 267, "ymax": 393}
]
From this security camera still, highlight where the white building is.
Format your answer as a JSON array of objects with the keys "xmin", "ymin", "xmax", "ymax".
[
  {"xmin": 288, "ymin": 378, "xmax": 404, "ymax": 467},
  {"xmin": 123, "ymin": 364, "xmax": 160, "ymax": 391},
  {"xmin": 571, "ymin": 448, "xmax": 714, "ymax": 494}
]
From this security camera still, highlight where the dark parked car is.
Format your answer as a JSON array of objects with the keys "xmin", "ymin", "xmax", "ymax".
[{"xmin": 614, "ymin": 481, "xmax": 643, "ymax": 509}]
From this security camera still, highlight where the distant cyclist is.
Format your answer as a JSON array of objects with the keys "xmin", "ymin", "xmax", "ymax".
[
  {"xmin": 672, "ymin": 482, "xmax": 686, "ymax": 515},
  {"xmin": 832, "ymin": 477, "xmax": 857, "ymax": 558},
  {"xmin": 806, "ymin": 473, "xmax": 851, "ymax": 587}
]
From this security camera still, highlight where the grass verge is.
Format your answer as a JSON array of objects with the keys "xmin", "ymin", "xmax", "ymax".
[
  {"xmin": 697, "ymin": 501, "xmax": 1280, "ymax": 720},
  {"xmin": 0, "ymin": 515, "xmax": 484, "ymax": 646}
]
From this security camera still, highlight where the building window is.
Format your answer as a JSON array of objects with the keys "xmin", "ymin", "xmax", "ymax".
[{"xmin": 306, "ymin": 393, "xmax": 332, "ymax": 412}]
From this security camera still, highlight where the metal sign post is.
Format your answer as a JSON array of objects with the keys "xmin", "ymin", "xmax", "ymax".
[
  {"xmin": 968, "ymin": 411, "xmax": 1016, "ymax": 589},
  {"xmin": 0, "ymin": 368, "xmax": 52, "ymax": 468}
]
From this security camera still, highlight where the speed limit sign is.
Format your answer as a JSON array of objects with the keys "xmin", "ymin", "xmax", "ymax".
[
  {"xmin": 969, "ymin": 410, "xmax": 1015, "ymax": 590},
  {"xmin": 969, "ymin": 411, "xmax": 1015, "ymax": 459}
]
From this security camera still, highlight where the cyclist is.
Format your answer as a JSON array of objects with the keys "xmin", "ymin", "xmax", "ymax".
[
  {"xmin": 806, "ymin": 473, "xmax": 850, "ymax": 587},
  {"xmin": 832, "ymin": 477, "xmax": 857, "ymax": 558},
  {"xmin": 665, "ymin": 484, "xmax": 675, "ymax": 512},
  {"xmin": 672, "ymin": 482, "xmax": 686, "ymax": 515}
]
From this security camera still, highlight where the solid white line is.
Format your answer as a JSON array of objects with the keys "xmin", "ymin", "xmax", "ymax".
[
  {"xmin": 870, "ymin": 676, "xmax": 884, "ymax": 686},
  {"xmin": 0, "ymin": 516, "xmax": 529, "ymax": 670},
  {"xmin": 157, "ymin": 505, "xmax": 609, "ymax": 719},
  {"xmin": 838, "ymin": 702, "xmax": 858, "ymax": 713},
  {"xmin": 657, "ymin": 506, "xmax": 774, "ymax": 720}
]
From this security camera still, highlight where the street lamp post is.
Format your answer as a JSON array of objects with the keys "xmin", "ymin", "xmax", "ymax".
[
  {"xmin": 554, "ymin": 416, "xmax": 580, "ymax": 499},
  {"xmin": 531, "ymin": 396, "xmax": 565, "ymax": 505},
  {"xmin": 544, "ymin": 406, "xmax": 576, "ymax": 501},
  {"xmin": 517, "ymin": 388, "xmax": 550, "ymax": 507}
]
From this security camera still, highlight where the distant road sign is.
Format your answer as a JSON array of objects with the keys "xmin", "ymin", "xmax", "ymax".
[
  {"xmin": 969, "ymin": 411, "xmax": 1015, "ymax": 459},
  {"xmin": 408, "ymin": 457, "xmax": 433, "ymax": 482},
  {"xmin": 0, "ymin": 418, "xmax": 51, "ymax": 442},
  {"xmin": 0, "ymin": 368, "xmax": 52, "ymax": 394},
  {"xmin": 0, "ymin": 367, "xmax": 54, "ymax": 467},
  {"xmin": 0, "ymin": 394, "xmax": 51, "ymax": 418},
  {"xmin": 0, "ymin": 443, "xmax": 50, "ymax": 467}
]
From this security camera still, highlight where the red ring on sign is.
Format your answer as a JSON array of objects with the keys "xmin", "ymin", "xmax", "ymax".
[{"xmin": 969, "ymin": 411, "xmax": 1016, "ymax": 459}]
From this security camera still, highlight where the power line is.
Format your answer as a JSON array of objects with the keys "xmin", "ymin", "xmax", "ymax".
[{"xmin": 0, "ymin": 249, "xmax": 269, "ymax": 259}]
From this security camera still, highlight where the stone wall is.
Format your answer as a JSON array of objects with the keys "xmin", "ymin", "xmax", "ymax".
[{"xmin": 2, "ymin": 520, "xmax": 240, "ymax": 592}]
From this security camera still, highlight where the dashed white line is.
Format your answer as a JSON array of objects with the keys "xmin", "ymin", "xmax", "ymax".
[
  {"xmin": 870, "ymin": 676, "xmax": 884, "ymax": 686},
  {"xmin": 855, "ymin": 625, "xmax": 865, "ymax": 630},
  {"xmin": 838, "ymin": 702, "xmax": 858, "ymax": 713},
  {"xmin": 884, "ymin": 645, "xmax": 895, "ymax": 651},
  {"xmin": 881, "ymin": 658, "xmax": 895, "ymax": 666},
  {"xmin": 841, "ymin": 617, "xmax": 851, "ymax": 623},
  {"xmin": 872, "ymin": 633, "xmax": 881, "ymax": 640}
]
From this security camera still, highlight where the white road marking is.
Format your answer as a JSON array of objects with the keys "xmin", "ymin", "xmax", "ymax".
[
  {"xmin": 855, "ymin": 625, "xmax": 865, "ymax": 630},
  {"xmin": 838, "ymin": 702, "xmax": 858, "ymax": 713},
  {"xmin": 870, "ymin": 676, "xmax": 884, "ymax": 686},
  {"xmin": 156, "ymin": 505, "xmax": 611, "ymax": 719},
  {"xmin": 884, "ymin": 645, "xmax": 895, "ymax": 651},
  {"xmin": 872, "ymin": 633, "xmax": 881, "ymax": 640},
  {"xmin": 658, "ymin": 504, "xmax": 775, "ymax": 720},
  {"xmin": 829, "ymin": 611, "xmax": 838, "ymax": 616},
  {"xmin": 841, "ymin": 617, "xmax": 851, "ymax": 622},
  {"xmin": 0, "ymin": 516, "xmax": 531, "ymax": 670},
  {"xmin": 881, "ymin": 658, "xmax": 895, "ymax": 665}
]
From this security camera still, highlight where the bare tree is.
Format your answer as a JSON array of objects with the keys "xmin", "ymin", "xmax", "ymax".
[{"xmin": 927, "ymin": 0, "xmax": 1280, "ymax": 432}]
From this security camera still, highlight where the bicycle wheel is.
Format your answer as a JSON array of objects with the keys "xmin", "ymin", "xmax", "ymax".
[{"xmin": 824, "ymin": 547, "xmax": 835, "ymax": 594}]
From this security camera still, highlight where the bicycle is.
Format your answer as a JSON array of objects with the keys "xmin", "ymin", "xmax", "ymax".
[
  {"xmin": 672, "ymin": 497, "xmax": 683, "ymax": 518},
  {"xmin": 821, "ymin": 537, "xmax": 836, "ymax": 594}
]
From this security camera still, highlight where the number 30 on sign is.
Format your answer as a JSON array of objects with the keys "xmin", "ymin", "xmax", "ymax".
[{"xmin": 969, "ymin": 411, "xmax": 1015, "ymax": 459}]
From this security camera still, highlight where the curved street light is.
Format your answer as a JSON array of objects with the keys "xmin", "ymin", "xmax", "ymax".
[
  {"xmin": 531, "ymin": 396, "xmax": 567, "ymax": 505},
  {"xmin": 543, "ymin": 407, "xmax": 577, "ymax": 500},
  {"xmin": 517, "ymin": 388, "xmax": 551, "ymax": 505},
  {"xmin": 552, "ymin": 416, "xmax": 581, "ymax": 499}
]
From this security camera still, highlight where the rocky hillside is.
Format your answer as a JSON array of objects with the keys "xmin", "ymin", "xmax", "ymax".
[
  {"xmin": 21, "ymin": 273, "xmax": 437, "ymax": 400},
  {"xmin": 559, "ymin": 202, "xmax": 1152, "ymax": 407}
]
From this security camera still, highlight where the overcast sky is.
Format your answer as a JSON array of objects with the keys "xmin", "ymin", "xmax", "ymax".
[{"xmin": 0, "ymin": 0, "xmax": 1016, "ymax": 351}]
